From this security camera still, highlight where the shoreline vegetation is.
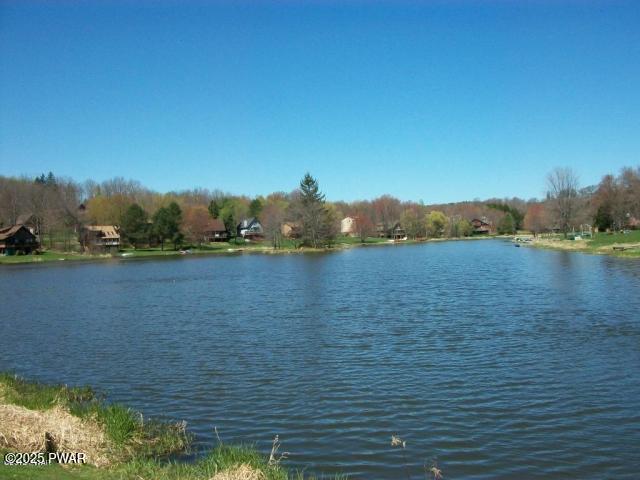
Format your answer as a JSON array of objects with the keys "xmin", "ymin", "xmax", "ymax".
[
  {"xmin": 526, "ymin": 230, "xmax": 640, "ymax": 258},
  {"xmin": 2, "ymin": 168, "xmax": 639, "ymax": 264},
  {"xmin": 0, "ymin": 234, "xmax": 500, "ymax": 266},
  {"xmin": 0, "ymin": 373, "xmax": 345, "ymax": 480},
  {"xmin": 2, "ymin": 230, "xmax": 640, "ymax": 266}
]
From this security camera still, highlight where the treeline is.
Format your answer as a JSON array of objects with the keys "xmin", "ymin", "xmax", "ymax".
[{"xmin": 0, "ymin": 165, "xmax": 638, "ymax": 251}]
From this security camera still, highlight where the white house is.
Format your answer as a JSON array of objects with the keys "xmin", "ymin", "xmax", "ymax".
[{"xmin": 341, "ymin": 216, "xmax": 357, "ymax": 236}]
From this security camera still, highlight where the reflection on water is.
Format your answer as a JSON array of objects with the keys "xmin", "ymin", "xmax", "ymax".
[{"xmin": 1, "ymin": 241, "xmax": 639, "ymax": 479}]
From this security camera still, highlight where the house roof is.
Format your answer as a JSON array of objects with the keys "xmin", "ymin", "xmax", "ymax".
[
  {"xmin": 85, "ymin": 225, "xmax": 120, "ymax": 239},
  {"xmin": 238, "ymin": 217, "xmax": 260, "ymax": 228},
  {"xmin": 471, "ymin": 218, "xmax": 490, "ymax": 226},
  {"xmin": 0, "ymin": 225, "xmax": 33, "ymax": 240},
  {"xmin": 16, "ymin": 213, "xmax": 35, "ymax": 225},
  {"xmin": 205, "ymin": 218, "xmax": 226, "ymax": 232}
]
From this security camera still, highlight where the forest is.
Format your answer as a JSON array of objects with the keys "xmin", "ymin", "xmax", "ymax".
[{"xmin": 1, "ymin": 166, "xmax": 639, "ymax": 252}]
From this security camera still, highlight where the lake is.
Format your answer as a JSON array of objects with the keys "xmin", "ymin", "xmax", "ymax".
[{"xmin": 1, "ymin": 240, "xmax": 639, "ymax": 479}]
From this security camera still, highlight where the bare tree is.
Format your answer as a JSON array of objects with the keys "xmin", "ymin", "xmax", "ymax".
[
  {"xmin": 523, "ymin": 203, "xmax": 548, "ymax": 236},
  {"xmin": 262, "ymin": 201, "xmax": 286, "ymax": 249},
  {"xmin": 620, "ymin": 167, "xmax": 640, "ymax": 223},
  {"xmin": 546, "ymin": 167, "xmax": 580, "ymax": 238},
  {"xmin": 353, "ymin": 211, "xmax": 374, "ymax": 243},
  {"xmin": 182, "ymin": 205, "xmax": 211, "ymax": 246}
]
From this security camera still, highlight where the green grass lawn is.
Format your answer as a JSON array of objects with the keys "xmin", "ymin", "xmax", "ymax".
[
  {"xmin": 587, "ymin": 230, "xmax": 640, "ymax": 247},
  {"xmin": 0, "ymin": 251, "xmax": 98, "ymax": 265},
  {"xmin": 334, "ymin": 235, "xmax": 388, "ymax": 245},
  {"xmin": 532, "ymin": 230, "xmax": 640, "ymax": 257},
  {"xmin": 1, "ymin": 236, "xmax": 394, "ymax": 265}
]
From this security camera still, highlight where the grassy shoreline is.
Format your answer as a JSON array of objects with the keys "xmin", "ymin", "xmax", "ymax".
[
  {"xmin": 526, "ymin": 231, "xmax": 640, "ymax": 258},
  {"xmin": 3, "ymin": 232, "xmax": 638, "ymax": 266},
  {"xmin": 0, "ymin": 373, "xmax": 343, "ymax": 480},
  {"xmin": 0, "ymin": 235, "xmax": 495, "ymax": 266}
]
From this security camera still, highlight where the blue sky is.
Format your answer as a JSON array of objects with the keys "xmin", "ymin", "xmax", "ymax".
[{"xmin": 1, "ymin": 1, "xmax": 639, "ymax": 202}]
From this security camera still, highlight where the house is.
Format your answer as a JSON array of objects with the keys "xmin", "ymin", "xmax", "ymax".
[
  {"xmin": 79, "ymin": 225, "xmax": 120, "ymax": 252},
  {"xmin": 626, "ymin": 216, "xmax": 640, "ymax": 229},
  {"xmin": 237, "ymin": 217, "xmax": 263, "ymax": 239},
  {"xmin": 0, "ymin": 225, "xmax": 39, "ymax": 255},
  {"xmin": 471, "ymin": 218, "xmax": 491, "ymax": 234},
  {"xmin": 16, "ymin": 213, "xmax": 40, "ymax": 238},
  {"xmin": 340, "ymin": 217, "xmax": 357, "ymax": 236},
  {"xmin": 376, "ymin": 221, "xmax": 406, "ymax": 240},
  {"xmin": 204, "ymin": 218, "xmax": 228, "ymax": 242},
  {"xmin": 281, "ymin": 221, "xmax": 302, "ymax": 239},
  {"xmin": 389, "ymin": 222, "xmax": 406, "ymax": 240}
]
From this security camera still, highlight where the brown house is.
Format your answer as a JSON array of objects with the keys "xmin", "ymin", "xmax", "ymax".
[
  {"xmin": 390, "ymin": 222, "xmax": 406, "ymax": 240},
  {"xmin": 80, "ymin": 225, "xmax": 120, "ymax": 252},
  {"xmin": 471, "ymin": 218, "xmax": 491, "ymax": 234},
  {"xmin": 204, "ymin": 219, "xmax": 228, "ymax": 242},
  {"xmin": 376, "ymin": 222, "xmax": 406, "ymax": 240},
  {"xmin": 0, "ymin": 225, "xmax": 39, "ymax": 255}
]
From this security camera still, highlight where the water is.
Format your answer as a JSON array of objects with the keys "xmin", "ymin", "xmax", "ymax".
[{"xmin": 1, "ymin": 240, "xmax": 639, "ymax": 479}]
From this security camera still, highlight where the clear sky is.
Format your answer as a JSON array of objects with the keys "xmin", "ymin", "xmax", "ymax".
[{"xmin": 1, "ymin": 1, "xmax": 639, "ymax": 203}]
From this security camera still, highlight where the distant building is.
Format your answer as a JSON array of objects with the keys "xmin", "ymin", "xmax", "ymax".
[
  {"xmin": 340, "ymin": 217, "xmax": 357, "ymax": 236},
  {"xmin": 626, "ymin": 216, "xmax": 640, "ymax": 229},
  {"xmin": 281, "ymin": 221, "xmax": 302, "ymax": 239},
  {"xmin": 204, "ymin": 219, "xmax": 228, "ymax": 242},
  {"xmin": 80, "ymin": 225, "xmax": 120, "ymax": 252},
  {"xmin": 471, "ymin": 218, "xmax": 491, "ymax": 235},
  {"xmin": 376, "ymin": 221, "xmax": 406, "ymax": 240},
  {"xmin": 237, "ymin": 218, "xmax": 263, "ymax": 239},
  {"xmin": 389, "ymin": 222, "xmax": 406, "ymax": 240},
  {"xmin": 0, "ymin": 225, "xmax": 39, "ymax": 255}
]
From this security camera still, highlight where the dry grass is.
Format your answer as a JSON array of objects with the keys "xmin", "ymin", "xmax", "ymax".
[
  {"xmin": 0, "ymin": 403, "xmax": 111, "ymax": 466},
  {"xmin": 530, "ymin": 232, "xmax": 640, "ymax": 257},
  {"xmin": 531, "ymin": 237, "xmax": 589, "ymax": 251},
  {"xmin": 211, "ymin": 463, "xmax": 266, "ymax": 480},
  {"xmin": 0, "ymin": 373, "xmax": 191, "ymax": 469},
  {"xmin": 595, "ymin": 243, "xmax": 640, "ymax": 252}
]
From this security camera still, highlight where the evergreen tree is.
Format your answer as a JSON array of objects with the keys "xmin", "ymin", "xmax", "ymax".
[
  {"xmin": 249, "ymin": 198, "xmax": 263, "ymax": 217},
  {"xmin": 121, "ymin": 203, "xmax": 149, "ymax": 249},
  {"xmin": 487, "ymin": 202, "xmax": 524, "ymax": 230},
  {"xmin": 298, "ymin": 173, "xmax": 327, "ymax": 248},
  {"xmin": 222, "ymin": 209, "xmax": 236, "ymax": 240},
  {"xmin": 152, "ymin": 202, "xmax": 182, "ymax": 250},
  {"xmin": 497, "ymin": 212, "xmax": 516, "ymax": 234},
  {"xmin": 208, "ymin": 199, "xmax": 221, "ymax": 219},
  {"xmin": 594, "ymin": 204, "xmax": 613, "ymax": 231}
]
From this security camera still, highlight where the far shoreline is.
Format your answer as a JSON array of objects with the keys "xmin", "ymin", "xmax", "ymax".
[
  {"xmin": 0, "ymin": 235, "xmax": 499, "ymax": 267},
  {"xmin": 2, "ymin": 232, "xmax": 639, "ymax": 267}
]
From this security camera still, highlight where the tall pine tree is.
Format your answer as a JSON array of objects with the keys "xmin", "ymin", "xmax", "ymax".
[{"xmin": 298, "ymin": 173, "xmax": 327, "ymax": 248}]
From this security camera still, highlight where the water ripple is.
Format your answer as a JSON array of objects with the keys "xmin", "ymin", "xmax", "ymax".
[{"xmin": 1, "ymin": 241, "xmax": 640, "ymax": 478}]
